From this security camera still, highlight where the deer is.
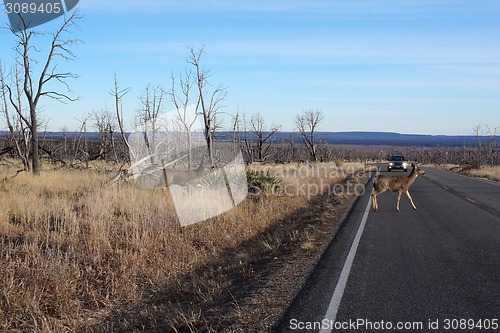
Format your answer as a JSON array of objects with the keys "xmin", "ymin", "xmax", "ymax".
[{"xmin": 371, "ymin": 163, "xmax": 425, "ymax": 212}]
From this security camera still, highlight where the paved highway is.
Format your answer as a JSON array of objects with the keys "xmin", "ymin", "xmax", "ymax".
[{"xmin": 278, "ymin": 165, "xmax": 500, "ymax": 332}]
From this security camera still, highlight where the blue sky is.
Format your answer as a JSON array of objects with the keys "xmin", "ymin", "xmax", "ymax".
[{"xmin": 1, "ymin": 0, "xmax": 500, "ymax": 135}]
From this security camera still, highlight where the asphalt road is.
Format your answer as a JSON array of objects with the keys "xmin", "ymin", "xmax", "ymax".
[{"xmin": 277, "ymin": 165, "xmax": 500, "ymax": 333}]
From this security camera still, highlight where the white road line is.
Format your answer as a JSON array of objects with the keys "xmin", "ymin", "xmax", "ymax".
[{"xmin": 319, "ymin": 170, "xmax": 378, "ymax": 333}]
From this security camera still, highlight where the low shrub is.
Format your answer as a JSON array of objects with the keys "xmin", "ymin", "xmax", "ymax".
[{"xmin": 246, "ymin": 169, "xmax": 282, "ymax": 195}]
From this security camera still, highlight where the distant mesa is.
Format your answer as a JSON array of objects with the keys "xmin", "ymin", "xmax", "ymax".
[
  {"xmin": 218, "ymin": 131, "xmax": 491, "ymax": 147},
  {"xmin": 1, "ymin": 131, "xmax": 491, "ymax": 147}
]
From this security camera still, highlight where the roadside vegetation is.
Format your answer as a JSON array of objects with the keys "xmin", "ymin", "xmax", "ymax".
[
  {"xmin": 463, "ymin": 165, "xmax": 500, "ymax": 182},
  {"xmin": 429, "ymin": 164, "xmax": 500, "ymax": 183},
  {"xmin": 0, "ymin": 159, "xmax": 369, "ymax": 332}
]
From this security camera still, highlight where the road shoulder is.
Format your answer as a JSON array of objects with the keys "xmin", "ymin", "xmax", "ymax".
[{"xmin": 276, "ymin": 171, "xmax": 376, "ymax": 332}]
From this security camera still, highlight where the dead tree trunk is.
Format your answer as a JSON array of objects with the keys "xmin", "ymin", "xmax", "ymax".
[{"xmin": 6, "ymin": 11, "xmax": 81, "ymax": 175}]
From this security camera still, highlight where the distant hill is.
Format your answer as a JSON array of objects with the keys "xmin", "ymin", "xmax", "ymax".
[
  {"xmin": 0, "ymin": 130, "xmax": 492, "ymax": 147},
  {"xmin": 310, "ymin": 131, "xmax": 483, "ymax": 147},
  {"xmin": 221, "ymin": 131, "xmax": 491, "ymax": 147},
  {"xmin": 0, "ymin": 131, "xmax": 103, "ymax": 142}
]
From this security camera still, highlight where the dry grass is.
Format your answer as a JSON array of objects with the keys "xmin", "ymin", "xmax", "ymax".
[
  {"xmin": 428, "ymin": 163, "xmax": 500, "ymax": 182},
  {"xmin": 0, "ymin": 160, "xmax": 367, "ymax": 332},
  {"xmin": 464, "ymin": 166, "xmax": 500, "ymax": 182}
]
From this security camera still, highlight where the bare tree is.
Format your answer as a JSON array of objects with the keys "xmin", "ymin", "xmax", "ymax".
[
  {"xmin": 472, "ymin": 124, "xmax": 484, "ymax": 165},
  {"xmin": 92, "ymin": 108, "xmax": 117, "ymax": 161},
  {"xmin": 73, "ymin": 113, "xmax": 91, "ymax": 167},
  {"xmin": 240, "ymin": 111, "xmax": 253, "ymax": 163},
  {"xmin": 187, "ymin": 46, "xmax": 227, "ymax": 166},
  {"xmin": 232, "ymin": 108, "xmax": 243, "ymax": 158},
  {"xmin": 484, "ymin": 125, "xmax": 499, "ymax": 166},
  {"xmin": 1, "ymin": 61, "xmax": 30, "ymax": 170},
  {"xmin": 111, "ymin": 74, "xmax": 132, "ymax": 160},
  {"xmin": 138, "ymin": 83, "xmax": 165, "ymax": 153},
  {"xmin": 5, "ymin": 11, "xmax": 82, "ymax": 175},
  {"xmin": 295, "ymin": 109, "xmax": 324, "ymax": 162},
  {"xmin": 250, "ymin": 112, "xmax": 281, "ymax": 162},
  {"xmin": 169, "ymin": 71, "xmax": 198, "ymax": 167},
  {"xmin": 286, "ymin": 132, "xmax": 298, "ymax": 163},
  {"xmin": 104, "ymin": 47, "xmax": 228, "ymax": 186},
  {"xmin": 0, "ymin": 62, "xmax": 23, "ymax": 166},
  {"xmin": 138, "ymin": 84, "xmax": 164, "ymax": 125}
]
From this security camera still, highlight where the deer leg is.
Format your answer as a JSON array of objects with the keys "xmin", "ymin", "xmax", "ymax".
[
  {"xmin": 405, "ymin": 190, "xmax": 417, "ymax": 210},
  {"xmin": 396, "ymin": 190, "xmax": 402, "ymax": 212},
  {"xmin": 371, "ymin": 191, "xmax": 378, "ymax": 212}
]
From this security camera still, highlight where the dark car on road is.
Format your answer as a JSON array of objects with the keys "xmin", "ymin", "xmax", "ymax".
[{"xmin": 387, "ymin": 154, "xmax": 408, "ymax": 172}]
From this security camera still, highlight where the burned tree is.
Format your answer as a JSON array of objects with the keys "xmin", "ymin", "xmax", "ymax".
[
  {"xmin": 137, "ymin": 83, "xmax": 165, "ymax": 154},
  {"xmin": 188, "ymin": 46, "xmax": 227, "ymax": 165},
  {"xmin": 1, "ymin": 61, "xmax": 30, "ymax": 170},
  {"xmin": 249, "ymin": 112, "xmax": 280, "ymax": 162},
  {"xmin": 169, "ymin": 71, "xmax": 198, "ymax": 168},
  {"xmin": 295, "ymin": 108, "xmax": 324, "ymax": 162},
  {"xmin": 92, "ymin": 108, "xmax": 117, "ymax": 161},
  {"xmin": 111, "ymin": 74, "xmax": 132, "ymax": 160},
  {"xmin": 138, "ymin": 84, "xmax": 164, "ymax": 127},
  {"xmin": 105, "ymin": 47, "xmax": 228, "ymax": 186},
  {"xmin": 5, "ymin": 11, "xmax": 82, "ymax": 175}
]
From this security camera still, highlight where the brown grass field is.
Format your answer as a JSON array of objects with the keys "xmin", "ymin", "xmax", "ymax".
[
  {"xmin": 0, "ymin": 160, "xmax": 370, "ymax": 332},
  {"xmin": 428, "ymin": 163, "xmax": 500, "ymax": 182},
  {"xmin": 457, "ymin": 165, "xmax": 500, "ymax": 182}
]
